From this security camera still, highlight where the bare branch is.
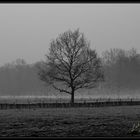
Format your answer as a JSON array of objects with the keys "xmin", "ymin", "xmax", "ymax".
[{"xmin": 52, "ymin": 84, "xmax": 71, "ymax": 94}]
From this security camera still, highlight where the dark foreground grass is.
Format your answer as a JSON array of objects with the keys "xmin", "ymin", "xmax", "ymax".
[{"xmin": 0, "ymin": 105, "xmax": 140, "ymax": 137}]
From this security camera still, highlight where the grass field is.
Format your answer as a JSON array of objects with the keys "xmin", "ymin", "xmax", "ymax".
[{"xmin": 0, "ymin": 105, "xmax": 140, "ymax": 137}]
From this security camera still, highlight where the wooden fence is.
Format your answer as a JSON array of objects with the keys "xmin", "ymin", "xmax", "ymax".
[{"xmin": 0, "ymin": 100, "xmax": 140, "ymax": 109}]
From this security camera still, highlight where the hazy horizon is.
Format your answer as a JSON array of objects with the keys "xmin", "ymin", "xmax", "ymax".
[{"xmin": 0, "ymin": 4, "xmax": 140, "ymax": 66}]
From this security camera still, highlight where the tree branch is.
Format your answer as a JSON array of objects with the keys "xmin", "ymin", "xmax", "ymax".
[{"xmin": 52, "ymin": 84, "xmax": 71, "ymax": 94}]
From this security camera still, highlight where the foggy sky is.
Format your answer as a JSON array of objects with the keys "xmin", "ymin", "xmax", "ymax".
[{"xmin": 0, "ymin": 4, "xmax": 140, "ymax": 66}]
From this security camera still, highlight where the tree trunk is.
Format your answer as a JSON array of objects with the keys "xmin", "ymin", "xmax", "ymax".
[{"xmin": 70, "ymin": 88, "xmax": 75, "ymax": 104}]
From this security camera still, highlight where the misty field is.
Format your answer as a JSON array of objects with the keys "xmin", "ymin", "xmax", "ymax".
[{"xmin": 0, "ymin": 106, "xmax": 140, "ymax": 137}]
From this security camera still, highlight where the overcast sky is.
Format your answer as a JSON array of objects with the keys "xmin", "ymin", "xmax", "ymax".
[{"xmin": 0, "ymin": 4, "xmax": 140, "ymax": 66}]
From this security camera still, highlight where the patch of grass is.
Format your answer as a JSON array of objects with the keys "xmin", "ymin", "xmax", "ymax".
[
  {"xmin": 128, "ymin": 121, "xmax": 140, "ymax": 136},
  {"xmin": 0, "ymin": 106, "xmax": 139, "ymax": 137}
]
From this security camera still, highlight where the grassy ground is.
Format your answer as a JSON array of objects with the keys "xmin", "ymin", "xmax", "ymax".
[{"xmin": 0, "ymin": 105, "xmax": 140, "ymax": 137}]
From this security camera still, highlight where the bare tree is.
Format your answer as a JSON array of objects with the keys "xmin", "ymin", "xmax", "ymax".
[{"xmin": 38, "ymin": 29, "xmax": 104, "ymax": 103}]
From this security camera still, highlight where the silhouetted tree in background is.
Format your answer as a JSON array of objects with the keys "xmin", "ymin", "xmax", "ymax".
[
  {"xmin": 38, "ymin": 29, "xmax": 104, "ymax": 103},
  {"xmin": 102, "ymin": 48, "xmax": 140, "ymax": 90},
  {"xmin": 0, "ymin": 59, "xmax": 46, "ymax": 95}
]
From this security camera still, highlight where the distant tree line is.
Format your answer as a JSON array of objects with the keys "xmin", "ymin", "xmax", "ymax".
[
  {"xmin": 0, "ymin": 49, "xmax": 140, "ymax": 95},
  {"xmin": 0, "ymin": 48, "xmax": 139, "ymax": 96}
]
